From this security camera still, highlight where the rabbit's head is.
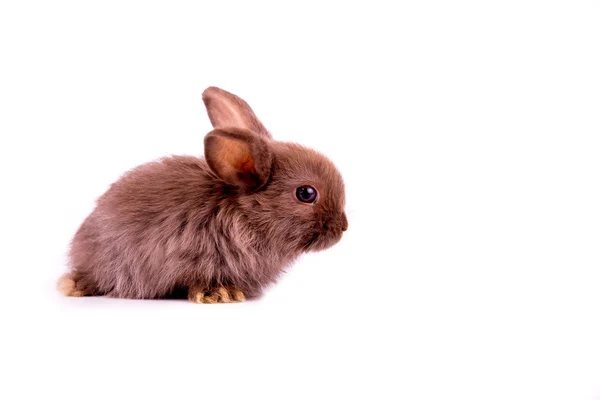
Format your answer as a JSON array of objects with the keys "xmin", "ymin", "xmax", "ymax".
[{"xmin": 202, "ymin": 87, "xmax": 348, "ymax": 254}]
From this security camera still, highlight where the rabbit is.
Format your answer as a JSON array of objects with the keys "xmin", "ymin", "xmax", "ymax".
[{"xmin": 57, "ymin": 86, "xmax": 348, "ymax": 303}]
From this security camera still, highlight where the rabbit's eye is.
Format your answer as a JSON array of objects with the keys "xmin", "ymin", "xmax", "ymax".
[{"xmin": 296, "ymin": 186, "xmax": 318, "ymax": 203}]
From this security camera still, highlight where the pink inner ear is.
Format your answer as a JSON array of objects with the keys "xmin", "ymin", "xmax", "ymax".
[
  {"xmin": 207, "ymin": 135, "xmax": 256, "ymax": 184},
  {"xmin": 208, "ymin": 98, "xmax": 245, "ymax": 129},
  {"xmin": 238, "ymin": 155, "xmax": 256, "ymax": 174},
  {"xmin": 202, "ymin": 87, "xmax": 272, "ymax": 140},
  {"xmin": 203, "ymin": 87, "xmax": 251, "ymax": 130},
  {"xmin": 205, "ymin": 127, "xmax": 273, "ymax": 189},
  {"xmin": 222, "ymin": 139, "xmax": 255, "ymax": 174}
]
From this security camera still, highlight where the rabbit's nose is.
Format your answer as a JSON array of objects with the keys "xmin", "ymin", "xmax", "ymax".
[{"xmin": 341, "ymin": 212, "xmax": 348, "ymax": 232}]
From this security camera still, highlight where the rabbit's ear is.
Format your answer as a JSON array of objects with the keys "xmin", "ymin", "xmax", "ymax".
[
  {"xmin": 202, "ymin": 87, "xmax": 272, "ymax": 139},
  {"xmin": 204, "ymin": 128, "xmax": 273, "ymax": 189}
]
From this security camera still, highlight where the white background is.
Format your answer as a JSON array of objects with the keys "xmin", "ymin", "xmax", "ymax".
[{"xmin": 1, "ymin": 1, "xmax": 599, "ymax": 399}]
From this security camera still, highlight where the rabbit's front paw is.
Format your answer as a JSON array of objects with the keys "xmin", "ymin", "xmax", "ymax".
[{"xmin": 188, "ymin": 286, "xmax": 246, "ymax": 304}]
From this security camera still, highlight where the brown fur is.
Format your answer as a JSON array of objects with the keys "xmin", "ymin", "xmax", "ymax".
[{"xmin": 61, "ymin": 86, "xmax": 348, "ymax": 301}]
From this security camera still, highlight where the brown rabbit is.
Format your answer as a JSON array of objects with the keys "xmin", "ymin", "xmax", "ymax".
[{"xmin": 57, "ymin": 87, "xmax": 348, "ymax": 303}]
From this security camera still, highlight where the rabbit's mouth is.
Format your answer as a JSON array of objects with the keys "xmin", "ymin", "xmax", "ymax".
[{"xmin": 303, "ymin": 228, "xmax": 344, "ymax": 253}]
